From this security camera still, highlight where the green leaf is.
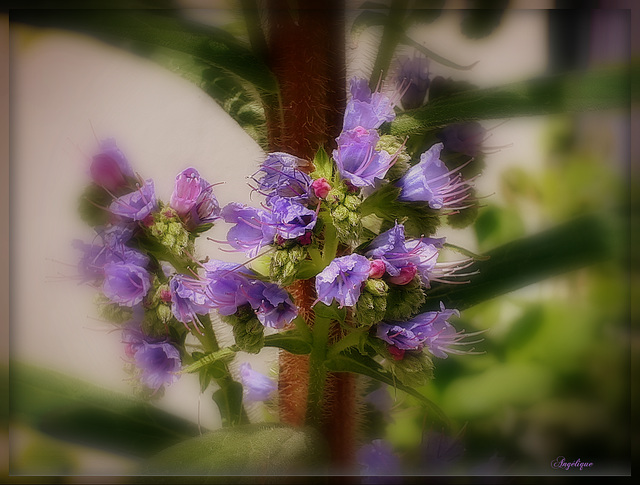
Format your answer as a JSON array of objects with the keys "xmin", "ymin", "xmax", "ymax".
[
  {"xmin": 311, "ymin": 146, "xmax": 334, "ymax": 180},
  {"xmin": 263, "ymin": 330, "xmax": 312, "ymax": 355},
  {"xmin": 325, "ymin": 350, "xmax": 450, "ymax": 427},
  {"xmin": 181, "ymin": 348, "xmax": 238, "ymax": 374},
  {"xmin": 140, "ymin": 423, "xmax": 327, "ymax": 476},
  {"xmin": 422, "ymin": 212, "xmax": 620, "ymax": 311},
  {"xmin": 390, "ymin": 63, "xmax": 635, "ymax": 137},
  {"xmin": 212, "ymin": 380, "xmax": 244, "ymax": 428},
  {"xmin": 314, "ymin": 302, "xmax": 347, "ymax": 324},
  {"xmin": 11, "ymin": 362, "xmax": 199, "ymax": 457}
]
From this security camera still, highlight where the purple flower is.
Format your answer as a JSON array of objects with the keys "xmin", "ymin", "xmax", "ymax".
[
  {"xmin": 170, "ymin": 274, "xmax": 214, "ymax": 326},
  {"xmin": 89, "ymin": 138, "xmax": 134, "ymax": 191},
  {"xmin": 269, "ymin": 197, "xmax": 317, "ymax": 241},
  {"xmin": 356, "ymin": 439, "xmax": 401, "ymax": 484},
  {"xmin": 437, "ymin": 122, "xmax": 486, "ymax": 157},
  {"xmin": 333, "ymin": 127, "xmax": 393, "ymax": 187},
  {"xmin": 365, "ymin": 223, "xmax": 444, "ymax": 286},
  {"xmin": 377, "ymin": 303, "xmax": 480, "ymax": 358},
  {"xmin": 252, "ymin": 152, "xmax": 312, "ymax": 202},
  {"xmin": 123, "ymin": 326, "xmax": 181, "ymax": 390},
  {"xmin": 239, "ymin": 362, "xmax": 277, "ymax": 402},
  {"xmin": 247, "ymin": 282, "xmax": 298, "ymax": 329},
  {"xmin": 396, "ymin": 143, "xmax": 472, "ymax": 210},
  {"xmin": 169, "ymin": 167, "xmax": 202, "ymax": 216},
  {"xmin": 74, "ymin": 229, "xmax": 149, "ymax": 284},
  {"xmin": 343, "ymin": 78, "xmax": 396, "ymax": 131},
  {"xmin": 109, "ymin": 179, "xmax": 158, "ymax": 221},
  {"xmin": 102, "ymin": 262, "xmax": 152, "ymax": 307},
  {"xmin": 202, "ymin": 260, "xmax": 253, "ymax": 316},
  {"xmin": 221, "ymin": 203, "xmax": 275, "ymax": 258},
  {"xmin": 315, "ymin": 254, "xmax": 371, "ymax": 308},
  {"xmin": 394, "ymin": 54, "xmax": 430, "ymax": 110},
  {"xmin": 170, "ymin": 168, "xmax": 221, "ymax": 230}
]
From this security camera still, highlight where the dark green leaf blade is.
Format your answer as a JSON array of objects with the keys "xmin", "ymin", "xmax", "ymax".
[
  {"xmin": 11, "ymin": 361, "xmax": 200, "ymax": 457},
  {"xmin": 263, "ymin": 331, "xmax": 312, "ymax": 355},
  {"xmin": 422, "ymin": 212, "xmax": 620, "ymax": 312},
  {"xmin": 391, "ymin": 63, "xmax": 635, "ymax": 137}
]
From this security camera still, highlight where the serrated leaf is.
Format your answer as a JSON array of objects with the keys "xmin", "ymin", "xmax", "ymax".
[
  {"xmin": 391, "ymin": 63, "xmax": 635, "ymax": 137},
  {"xmin": 263, "ymin": 330, "xmax": 312, "ymax": 355},
  {"xmin": 140, "ymin": 423, "xmax": 327, "ymax": 475},
  {"xmin": 11, "ymin": 361, "xmax": 199, "ymax": 457}
]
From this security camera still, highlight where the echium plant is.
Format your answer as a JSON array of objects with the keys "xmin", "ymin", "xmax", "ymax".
[{"xmin": 75, "ymin": 74, "xmax": 483, "ymax": 470}]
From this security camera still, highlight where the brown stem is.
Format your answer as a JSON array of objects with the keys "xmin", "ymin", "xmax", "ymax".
[{"xmin": 263, "ymin": 2, "xmax": 361, "ymax": 473}]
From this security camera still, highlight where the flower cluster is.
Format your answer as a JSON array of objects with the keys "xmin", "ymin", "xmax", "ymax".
[
  {"xmin": 75, "ymin": 141, "xmax": 297, "ymax": 393},
  {"xmin": 75, "ymin": 74, "xmax": 481, "ymax": 412}
]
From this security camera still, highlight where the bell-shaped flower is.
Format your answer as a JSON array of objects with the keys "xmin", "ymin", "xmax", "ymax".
[
  {"xmin": 221, "ymin": 203, "xmax": 276, "ymax": 258},
  {"xmin": 252, "ymin": 152, "xmax": 312, "ymax": 202},
  {"xmin": 333, "ymin": 127, "xmax": 393, "ymax": 187},
  {"xmin": 239, "ymin": 362, "xmax": 277, "ymax": 402},
  {"xmin": 343, "ymin": 77, "xmax": 396, "ymax": 131},
  {"xmin": 376, "ymin": 303, "xmax": 481, "ymax": 358},
  {"xmin": 102, "ymin": 261, "xmax": 152, "ymax": 307},
  {"xmin": 89, "ymin": 138, "xmax": 134, "ymax": 191},
  {"xmin": 394, "ymin": 54, "xmax": 430, "ymax": 110},
  {"xmin": 169, "ymin": 274, "xmax": 214, "ymax": 327},
  {"xmin": 170, "ymin": 168, "xmax": 221, "ymax": 230},
  {"xmin": 201, "ymin": 260, "xmax": 253, "ymax": 316},
  {"xmin": 396, "ymin": 143, "xmax": 472, "ymax": 210},
  {"xmin": 269, "ymin": 197, "xmax": 317, "ymax": 241},
  {"xmin": 109, "ymin": 179, "xmax": 158, "ymax": 221},
  {"xmin": 122, "ymin": 325, "xmax": 181, "ymax": 390},
  {"xmin": 246, "ymin": 281, "xmax": 298, "ymax": 329},
  {"xmin": 315, "ymin": 254, "xmax": 371, "ymax": 308},
  {"xmin": 437, "ymin": 122, "xmax": 486, "ymax": 157}
]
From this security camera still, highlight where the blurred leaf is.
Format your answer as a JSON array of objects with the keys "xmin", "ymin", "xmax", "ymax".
[
  {"xmin": 263, "ymin": 330, "xmax": 313, "ymax": 355},
  {"xmin": 423, "ymin": 212, "xmax": 619, "ymax": 311},
  {"xmin": 401, "ymin": 34, "xmax": 479, "ymax": 70},
  {"xmin": 181, "ymin": 348, "xmax": 237, "ymax": 374},
  {"xmin": 391, "ymin": 63, "xmax": 634, "ymax": 136},
  {"xmin": 140, "ymin": 423, "xmax": 327, "ymax": 475},
  {"xmin": 325, "ymin": 349, "xmax": 450, "ymax": 427},
  {"xmin": 441, "ymin": 363, "xmax": 553, "ymax": 419},
  {"xmin": 212, "ymin": 380, "xmax": 245, "ymax": 428},
  {"xmin": 11, "ymin": 362, "xmax": 199, "ymax": 457},
  {"xmin": 474, "ymin": 204, "xmax": 526, "ymax": 252}
]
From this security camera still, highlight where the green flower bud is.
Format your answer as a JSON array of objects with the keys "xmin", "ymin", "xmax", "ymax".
[
  {"xmin": 147, "ymin": 207, "xmax": 191, "ymax": 257},
  {"xmin": 384, "ymin": 277, "xmax": 425, "ymax": 321},
  {"xmin": 326, "ymin": 187, "xmax": 345, "ymax": 206},
  {"xmin": 231, "ymin": 315, "xmax": 265, "ymax": 354},
  {"xmin": 94, "ymin": 294, "xmax": 133, "ymax": 324},
  {"xmin": 343, "ymin": 194, "xmax": 361, "ymax": 212},
  {"xmin": 364, "ymin": 278, "xmax": 389, "ymax": 297},
  {"xmin": 332, "ymin": 205, "xmax": 350, "ymax": 222},
  {"xmin": 389, "ymin": 351, "xmax": 434, "ymax": 387},
  {"xmin": 270, "ymin": 245, "xmax": 307, "ymax": 286},
  {"xmin": 376, "ymin": 135, "xmax": 410, "ymax": 181},
  {"xmin": 156, "ymin": 304, "xmax": 173, "ymax": 324}
]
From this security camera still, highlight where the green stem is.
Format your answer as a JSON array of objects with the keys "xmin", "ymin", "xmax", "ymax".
[
  {"xmin": 197, "ymin": 314, "xmax": 249, "ymax": 427},
  {"xmin": 305, "ymin": 316, "xmax": 331, "ymax": 427},
  {"xmin": 369, "ymin": 0, "xmax": 408, "ymax": 90}
]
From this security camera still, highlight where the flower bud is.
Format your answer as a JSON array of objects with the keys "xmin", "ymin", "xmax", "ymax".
[
  {"xmin": 90, "ymin": 139, "xmax": 134, "ymax": 191},
  {"xmin": 388, "ymin": 264, "xmax": 417, "ymax": 285},
  {"xmin": 368, "ymin": 259, "xmax": 386, "ymax": 279},
  {"xmin": 311, "ymin": 177, "xmax": 332, "ymax": 199}
]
